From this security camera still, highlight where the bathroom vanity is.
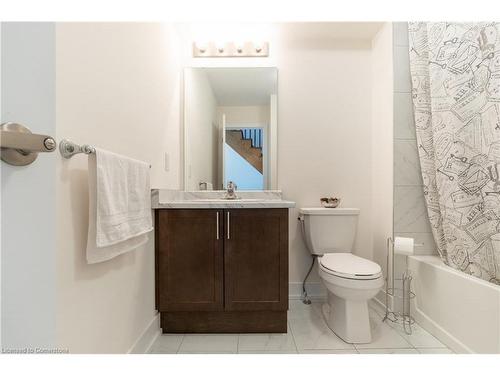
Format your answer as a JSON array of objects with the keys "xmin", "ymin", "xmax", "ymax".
[{"xmin": 152, "ymin": 190, "xmax": 295, "ymax": 333}]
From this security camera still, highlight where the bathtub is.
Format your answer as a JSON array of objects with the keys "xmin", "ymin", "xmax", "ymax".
[{"xmin": 408, "ymin": 255, "xmax": 500, "ymax": 354}]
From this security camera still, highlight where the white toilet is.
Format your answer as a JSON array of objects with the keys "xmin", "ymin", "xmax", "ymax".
[{"xmin": 299, "ymin": 207, "xmax": 383, "ymax": 344}]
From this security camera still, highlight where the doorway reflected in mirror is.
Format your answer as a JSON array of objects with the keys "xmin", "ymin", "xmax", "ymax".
[{"xmin": 183, "ymin": 67, "xmax": 277, "ymax": 190}]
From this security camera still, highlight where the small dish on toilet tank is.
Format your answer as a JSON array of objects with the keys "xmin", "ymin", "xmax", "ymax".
[{"xmin": 320, "ymin": 197, "xmax": 340, "ymax": 208}]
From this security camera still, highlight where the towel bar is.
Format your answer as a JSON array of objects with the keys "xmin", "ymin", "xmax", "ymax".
[
  {"xmin": 59, "ymin": 139, "xmax": 151, "ymax": 167},
  {"xmin": 59, "ymin": 139, "xmax": 95, "ymax": 159}
]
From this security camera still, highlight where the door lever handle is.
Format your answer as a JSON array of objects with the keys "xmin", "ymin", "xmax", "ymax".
[{"xmin": 1, "ymin": 122, "xmax": 56, "ymax": 166}]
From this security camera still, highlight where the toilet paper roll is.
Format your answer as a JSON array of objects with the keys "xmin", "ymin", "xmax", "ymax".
[{"xmin": 394, "ymin": 236, "xmax": 414, "ymax": 256}]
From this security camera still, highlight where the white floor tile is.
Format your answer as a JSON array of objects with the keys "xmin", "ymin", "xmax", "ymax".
[
  {"xmin": 177, "ymin": 351, "xmax": 237, "ymax": 354},
  {"xmin": 148, "ymin": 301, "xmax": 452, "ymax": 355},
  {"xmin": 369, "ymin": 304, "xmax": 447, "ymax": 349},
  {"xmin": 354, "ymin": 311, "xmax": 413, "ymax": 350},
  {"xmin": 417, "ymin": 348, "xmax": 455, "ymax": 354},
  {"xmin": 178, "ymin": 334, "xmax": 238, "ymax": 353},
  {"xmin": 289, "ymin": 303, "xmax": 355, "ymax": 350},
  {"xmin": 299, "ymin": 349, "xmax": 358, "ymax": 354},
  {"xmin": 288, "ymin": 300, "xmax": 321, "ymax": 322},
  {"xmin": 357, "ymin": 348, "xmax": 419, "ymax": 354},
  {"xmin": 389, "ymin": 321, "xmax": 446, "ymax": 348},
  {"xmin": 238, "ymin": 350, "xmax": 298, "ymax": 354},
  {"xmin": 148, "ymin": 334, "xmax": 184, "ymax": 354},
  {"xmin": 238, "ymin": 330, "xmax": 296, "ymax": 352}
]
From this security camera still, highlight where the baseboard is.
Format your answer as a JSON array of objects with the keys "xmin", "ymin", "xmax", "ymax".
[
  {"xmin": 128, "ymin": 313, "xmax": 161, "ymax": 354},
  {"xmin": 289, "ymin": 282, "xmax": 326, "ymax": 300},
  {"xmin": 370, "ymin": 296, "xmax": 387, "ymax": 314},
  {"xmin": 374, "ymin": 290, "xmax": 395, "ymax": 312}
]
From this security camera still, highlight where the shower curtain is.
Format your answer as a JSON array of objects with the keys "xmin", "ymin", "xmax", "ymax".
[{"xmin": 409, "ymin": 22, "xmax": 500, "ymax": 284}]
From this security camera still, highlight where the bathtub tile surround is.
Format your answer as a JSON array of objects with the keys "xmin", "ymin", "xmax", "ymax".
[
  {"xmin": 393, "ymin": 22, "xmax": 437, "ymax": 256},
  {"xmin": 391, "ymin": 22, "xmax": 437, "ymax": 316},
  {"xmin": 148, "ymin": 300, "xmax": 450, "ymax": 354},
  {"xmin": 393, "ymin": 186, "xmax": 433, "ymax": 234},
  {"xmin": 394, "ymin": 140, "xmax": 423, "ymax": 186}
]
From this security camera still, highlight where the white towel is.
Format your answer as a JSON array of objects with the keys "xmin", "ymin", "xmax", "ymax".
[{"xmin": 86, "ymin": 148, "xmax": 153, "ymax": 264}]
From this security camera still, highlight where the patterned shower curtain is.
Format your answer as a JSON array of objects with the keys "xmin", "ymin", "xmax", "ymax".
[{"xmin": 408, "ymin": 22, "xmax": 500, "ymax": 284}]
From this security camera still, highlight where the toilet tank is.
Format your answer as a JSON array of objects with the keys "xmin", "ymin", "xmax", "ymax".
[{"xmin": 299, "ymin": 208, "xmax": 360, "ymax": 255}]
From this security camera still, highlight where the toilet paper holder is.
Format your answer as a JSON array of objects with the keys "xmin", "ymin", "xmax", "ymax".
[{"xmin": 383, "ymin": 237, "xmax": 419, "ymax": 335}]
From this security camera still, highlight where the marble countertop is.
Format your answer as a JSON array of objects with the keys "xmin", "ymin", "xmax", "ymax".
[{"xmin": 151, "ymin": 189, "xmax": 296, "ymax": 209}]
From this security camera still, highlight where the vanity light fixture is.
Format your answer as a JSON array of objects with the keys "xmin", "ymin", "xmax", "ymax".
[
  {"xmin": 196, "ymin": 41, "xmax": 208, "ymax": 54},
  {"xmin": 192, "ymin": 41, "xmax": 269, "ymax": 58}
]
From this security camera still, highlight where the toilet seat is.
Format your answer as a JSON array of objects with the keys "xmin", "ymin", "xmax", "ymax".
[{"xmin": 319, "ymin": 253, "xmax": 382, "ymax": 280}]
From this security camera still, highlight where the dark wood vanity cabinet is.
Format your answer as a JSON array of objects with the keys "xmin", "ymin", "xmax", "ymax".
[
  {"xmin": 155, "ymin": 208, "xmax": 289, "ymax": 333},
  {"xmin": 156, "ymin": 209, "xmax": 224, "ymax": 312}
]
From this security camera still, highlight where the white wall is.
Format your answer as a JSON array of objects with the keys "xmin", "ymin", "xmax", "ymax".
[
  {"xmin": 371, "ymin": 23, "xmax": 394, "ymax": 304},
  {"xmin": 276, "ymin": 28, "xmax": 374, "ymax": 285},
  {"xmin": 55, "ymin": 23, "xmax": 182, "ymax": 353},
  {"xmin": 1, "ymin": 22, "xmax": 57, "ymax": 351},
  {"xmin": 184, "ymin": 69, "xmax": 218, "ymax": 190},
  {"xmin": 218, "ymin": 105, "xmax": 270, "ymax": 126},
  {"xmin": 1, "ymin": 21, "xmax": 393, "ymax": 353},
  {"xmin": 177, "ymin": 23, "xmax": 382, "ymax": 288}
]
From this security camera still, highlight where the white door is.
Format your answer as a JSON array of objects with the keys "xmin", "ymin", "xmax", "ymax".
[
  {"xmin": 0, "ymin": 23, "xmax": 57, "ymax": 351},
  {"xmin": 219, "ymin": 113, "xmax": 226, "ymax": 189}
]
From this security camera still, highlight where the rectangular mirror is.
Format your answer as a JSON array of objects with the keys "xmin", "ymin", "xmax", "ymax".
[{"xmin": 183, "ymin": 67, "xmax": 278, "ymax": 191}]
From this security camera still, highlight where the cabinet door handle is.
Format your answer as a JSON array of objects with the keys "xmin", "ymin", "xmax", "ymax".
[
  {"xmin": 216, "ymin": 212, "xmax": 220, "ymax": 240},
  {"xmin": 227, "ymin": 211, "xmax": 230, "ymax": 240}
]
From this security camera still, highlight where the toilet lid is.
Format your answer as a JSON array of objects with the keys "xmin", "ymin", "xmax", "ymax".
[{"xmin": 319, "ymin": 253, "xmax": 382, "ymax": 280}]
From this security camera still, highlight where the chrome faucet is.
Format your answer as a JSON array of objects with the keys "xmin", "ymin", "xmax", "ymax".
[{"xmin": 224, "ymin": 181, "xmax": 238, "ymax": 199}]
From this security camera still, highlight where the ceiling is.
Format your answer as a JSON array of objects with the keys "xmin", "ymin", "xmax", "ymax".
[
  {"xmin": 204, "ymin": 67, "xmax": 277, "ymax": 106},
  {"xmin": 277, "ymin": 22, "xmax": 384, "ymax": 47}
]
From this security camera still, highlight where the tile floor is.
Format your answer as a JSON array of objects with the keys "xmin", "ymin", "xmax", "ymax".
[{"xmin": 148, "ymin": 300, "xmax": 453, "ymax": 354}]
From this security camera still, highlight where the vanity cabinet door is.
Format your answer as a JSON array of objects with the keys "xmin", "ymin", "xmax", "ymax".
[
  {"xmin": 156, "ymin": 209, "xmax": 224, "ymax": 311},
  {"xmin": 224, "ymin": 209, "xmax": 288, "ymax": 311}
]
